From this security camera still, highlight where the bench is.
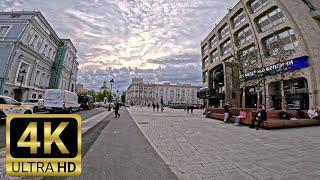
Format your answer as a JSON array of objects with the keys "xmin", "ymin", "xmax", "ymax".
[{"xmin": 207, "ymin": 108, "xmax": 320, "ymax": 129}]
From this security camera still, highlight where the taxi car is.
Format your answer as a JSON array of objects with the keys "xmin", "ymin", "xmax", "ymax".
[{"xmin": 0, "ymin": 95, "xmax": 33, "ymax": 123}]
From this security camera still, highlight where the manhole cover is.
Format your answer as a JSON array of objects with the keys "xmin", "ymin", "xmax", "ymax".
[{"xmin": 138, "ymin": 122, "xmax": 149, "ymax": 124}]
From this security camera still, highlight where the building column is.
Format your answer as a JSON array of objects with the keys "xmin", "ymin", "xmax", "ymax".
[{"xmin": 242, "ymin": 88, "xmax": 246, "ymax": 108}]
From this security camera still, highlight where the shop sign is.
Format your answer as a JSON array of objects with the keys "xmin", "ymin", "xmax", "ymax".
[{"xmin": 242, "ymin": 56, "xmax": 309, "ymax": 80}]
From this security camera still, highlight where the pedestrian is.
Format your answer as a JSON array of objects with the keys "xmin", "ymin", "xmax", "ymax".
[
  {"xmin": 224, "ymin": 103, "xmax": 230, "ymax": 123},
  {"xmin": 156, "ymin": 103, "xmax": 159, "ymax": 112},
  {"xmin": 187, "ymin": 106, "xmax": 190, "ymax": 114},
  {"xmin": 250, "ymin": 107, "xmax": 267, "ymax": 130},
  {"xmin": 160, "ymin": 103, "xmax": 164, "ymax": 112},
  {"xmin": 190, "ymin": 105, "xmax": 194, "ymax": 114},
  {"xmin": 108, "ymin": 103, "xmax": 111, "ymax": 111},
  {"xmin": 152, "ymin": 103, "xmax": 156, "ymax": 112},
  {"xmin": 114, "ymin": 102, "xmax": 120, "ymax": 118},
  {"xmin": 148, "ymin": 103, "xmax": 150, "ymax": 109}
]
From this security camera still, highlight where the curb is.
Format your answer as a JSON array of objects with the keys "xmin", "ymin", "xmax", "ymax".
[{"xmin": 127, "ymin": 108, "xmax": 185, "ymax": 180}]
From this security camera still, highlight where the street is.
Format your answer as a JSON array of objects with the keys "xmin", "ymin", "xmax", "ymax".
[{"xmin": 0, "ymin": 108, "xmax": 107, "ymax": 149}]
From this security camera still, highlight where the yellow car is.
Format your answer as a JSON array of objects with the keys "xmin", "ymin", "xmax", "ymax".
[{"xmin": 0, "ymin": 95, "xmax": 33, "ymax": 123}]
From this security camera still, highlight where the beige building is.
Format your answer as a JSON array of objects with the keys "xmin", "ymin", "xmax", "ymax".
[
  {"xmin": 126, "ymin": 78, "xmax": 202, "ymax": 106},
  {"xmin": 200, "ymin": 0, "xmax": 320, "ymax": 110}
]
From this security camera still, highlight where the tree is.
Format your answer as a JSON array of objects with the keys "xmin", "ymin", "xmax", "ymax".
[
  {"xmin": 231, "ymin": 47, "xmax": 265, "ymax": 108},
  {"xmin": 266, "ymin": 40, "xmax": 297, "ymax": 109},
  {"xmin": 121, "ymin": 94, "xmax": 126, "ymax": 103}
]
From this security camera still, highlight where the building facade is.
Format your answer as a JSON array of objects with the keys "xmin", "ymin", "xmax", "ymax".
[
  {"xmin": 126, "ymin": 78, "xmax": 202, "ymax": 106},
  {"xmin": 200, "ymin": 0, "xmax": 320, "ymax": 110},
  {"xmin": 0, "ymin": 11, "xmax": 78, "ymax": 101}
]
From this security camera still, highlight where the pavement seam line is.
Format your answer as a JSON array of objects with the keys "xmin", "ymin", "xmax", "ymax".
[{"xmin": 127, "ymin": 108, "xmax": 185, "ymax": 180}]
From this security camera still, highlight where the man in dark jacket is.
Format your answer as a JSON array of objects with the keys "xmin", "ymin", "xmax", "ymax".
[
  {"xmin": 250, "ymin": 107, "xmax": 267, "ymax": 130},
  {"xmin": 114, "ymin": 102, "xmax": 120, "ymax": 118}
]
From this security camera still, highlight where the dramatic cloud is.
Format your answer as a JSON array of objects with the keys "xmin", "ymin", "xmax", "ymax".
[{"xmin": 2, "ymin": 0, "xmax": 237, "ymax": 91}]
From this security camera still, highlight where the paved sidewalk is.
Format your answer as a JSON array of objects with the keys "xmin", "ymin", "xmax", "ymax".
[
  {"xmin": 129, "ymin": 107, "xmax": 320, "ymax": 180},
  {"xmin": 68, "ymin": 108, "xmax": 178, "ymax": 180}
]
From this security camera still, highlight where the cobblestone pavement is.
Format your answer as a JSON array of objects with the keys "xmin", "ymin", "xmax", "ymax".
[{"xmin": 128, "ymin": 107, "xmax": 320, "ymax": 180}]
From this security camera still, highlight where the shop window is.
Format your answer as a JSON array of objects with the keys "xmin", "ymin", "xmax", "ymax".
[{"xmin": 32, "ymin": 94, "xmax": 37, "ymax": 99}]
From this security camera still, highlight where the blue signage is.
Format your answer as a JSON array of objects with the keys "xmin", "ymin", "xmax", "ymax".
[{"xmin": 242, "ymin": 56, "xmax": 309, "ymax": 80}]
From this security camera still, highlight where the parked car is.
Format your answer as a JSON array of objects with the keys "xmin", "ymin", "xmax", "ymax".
[
  {"xmin": 0, "ymin": 95, "xmax": 33, "ymax": 123},
  {"xmin": 44, "ymin": 89, "xmax": 80, "ymax": 114},
  {"xmin": 21, "ymin": 99, "xmax": 45, "ymax": 113},
  {"xmin": 78, "ymin": 95, "xmax": 95, "ymax": 110}
]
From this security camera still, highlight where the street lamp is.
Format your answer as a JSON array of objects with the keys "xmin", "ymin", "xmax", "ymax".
[{"xmin": 110, "ymin": 78, "xmax": 114, "ymax": 91}]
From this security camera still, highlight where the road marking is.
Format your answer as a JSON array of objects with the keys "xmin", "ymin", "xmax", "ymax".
[{"xmin": 0, "ymin": 110, "xmax": 113, "ymax": 179}]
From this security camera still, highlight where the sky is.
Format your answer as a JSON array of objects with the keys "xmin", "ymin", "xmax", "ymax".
[{"xmin": 1, "ymin": 0, "xmax": 237, "ymax": 91}]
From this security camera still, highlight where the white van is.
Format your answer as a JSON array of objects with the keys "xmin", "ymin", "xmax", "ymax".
[{"xmin": 44, "ymin": 89, "xmax": 80, "ymax": 113}]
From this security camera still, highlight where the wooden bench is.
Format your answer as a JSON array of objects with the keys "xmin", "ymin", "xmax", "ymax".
[{"xmin": 207, "ymin": 108, "xmax": 320, "ymax": 129}]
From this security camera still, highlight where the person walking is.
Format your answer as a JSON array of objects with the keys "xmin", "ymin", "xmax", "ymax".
[
  {"xmin": 152, "ymin": 103, "xmax": 156, "ymax": 112},
  {"xmin": 156, "ymin": 103, "xmax": 160, "ymax": 112},
  {"xmin": 190, "ymin": 105, "xmax": 194, "ymax": 114},
  {"xmin": 224, "ymin": 103, "xmax": 230, "ymax": 123},
  {"xmin": 114, "ymin": 102, "xmax": 120, "ymax": 118},
  {"xmin": 250, "ymin": 107, "xmax": 267, "ymax": 130},
  {"xmin": 160, "ymin": 103, "xmax": 164, "ymax": 112},
  {"xmin": 148, "ymin": 103, "xmax": 150, "ymax": 109}
]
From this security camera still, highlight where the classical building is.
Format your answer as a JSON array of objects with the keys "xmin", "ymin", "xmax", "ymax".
[
  {"xmin": 75, "ymin": 84, "xmax": 86, "ymax": 94},
  {"xmin": 126, "ymin": 78, "xmax": 202, "ymax": 106},
  {"xmin": 200, "ymin": 0, "xmax": 320, "ymax": 110},
  {"xmin": 0, "ymin": 11, "xmax": 78, "ymax": 101},
  {"xmin": 100, "ymin": 81, "xmax": 111, "ymax": 94}
]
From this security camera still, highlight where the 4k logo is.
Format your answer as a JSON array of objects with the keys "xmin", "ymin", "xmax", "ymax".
[{"xmin": 6, "ymin": 114, "xmax": 81, "ymax": 176}]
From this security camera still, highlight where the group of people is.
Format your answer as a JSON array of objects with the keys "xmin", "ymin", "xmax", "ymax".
[
  {"xmin": 223, "ymin": 103, "xmax": 320, "ymax": 130},
  {"xmin": 184, "ymin": 105, "xmax": 194, "ymax": 114},
  {"xmin": 148, "ymin": 103, "xmax": 164, "ymax": 112}
]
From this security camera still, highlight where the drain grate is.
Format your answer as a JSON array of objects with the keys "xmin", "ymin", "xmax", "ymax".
[{"xmin": 138, "ymin": 122, "xmax": 149, "ymax": 124}]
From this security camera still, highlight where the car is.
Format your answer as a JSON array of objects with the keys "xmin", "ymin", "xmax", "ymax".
[
  {"xmin": 78, "ymin": 95, "xmax": 95, "ymax": 110},
  {"xmin": 21, "ymin": 99, "xmax": 45, "ymax": 113},
  {"xmin": 0, "ymin": 95, "xmax": 33, "ymax": 123},
  {"xmin": 44, "ymin": 89, "xmax": 80, "ymax": 114}
]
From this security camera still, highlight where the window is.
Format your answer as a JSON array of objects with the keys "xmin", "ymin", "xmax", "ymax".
[
  {"xmin": 202, "ymin": 57, "xmax": 209, "ymax": 69},
  {"xmin": 232, "ymin": 10, "xmax": 246, "ymax": 28},
  {"xmin": 219, "ymin": 25, "xmax": 229, "ymax": 39},
  {"xmin": 42, "ymin": 44, "xmax": 48, "ymax": 56},
  {"xmin": 236, "ymin": 26, "xmax": 252, "ymax": 45},
  {"xmin": 263, "ymin": 28, "xmax": 298, "ymax": 56},
  {"xmin": 30, "ymin": 34, "xmax": 39, "ymax": 47},
  {"xmin": 35, "ymin": 70, "xmax": 40, "ymax": 85},
  {"xmin": 0, "ymin": 26, "xmax": 10, "ymax": 37},
  {"xmin": 221, "ymin": 39, "xmax": 232, "ymax": 56},
  {"xmin": 202, "ymin": 44, "xmax": 208, "ymax": 54},
  {"xmin": 48, "ymin": 48, "xmax": 52, "ymax": 58},
  {"xmin": 257, "ymin": 8, "xmax": 285, "ymax": 32},
  {"xmin": 32, "ymin": 94, "xmax": 37, "ymax": 99},
  {"xmin": 36, "ymin": 36, "xmax": 43, "ymax": 51},
  {"xmin": 250, "ymin": 0, "xmax": 270, "ymax": 13},
  {"xmin": 52, "ymin": 51, "xmax": 56, "ymax": 60},
  {"xmin": 203, "ymin": 71, "xmax": 208, "ymax": 83},
  {"xmin": 239, "ymin": 45, "xmax": 256, "ymax": 65},
  {"xmin": 210, "ymin": 36, "xmax": 217, "ymax": 48},
  {"xmin": 4, "ymin": 97, "xmax": 19, "ymax": 105},
  {"xmin": 211, "ymin": 49, "xmax": 218, "ymax": 63}
]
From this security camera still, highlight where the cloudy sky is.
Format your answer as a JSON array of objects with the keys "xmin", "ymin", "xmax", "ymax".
[{"xmin": 1, "ymin": 0, "xmax": 237, "ymax": 91}]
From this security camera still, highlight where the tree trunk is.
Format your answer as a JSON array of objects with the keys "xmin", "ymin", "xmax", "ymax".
[
  {"xmin": 281, "ymin": 80, "xmax": 286, "ymax": 109},
  {"xmin": 242, "ymin": 88, "xmax": 246, "ymax": 109}
]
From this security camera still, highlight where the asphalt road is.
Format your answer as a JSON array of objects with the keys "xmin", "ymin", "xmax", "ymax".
[{"xmin": 0, "ymin": 108, "xmax": 107, "ymax": 149}]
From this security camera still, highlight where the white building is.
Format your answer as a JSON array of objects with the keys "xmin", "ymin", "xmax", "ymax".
[
  {"xmin": 126, "ymin": 78, "xmax": 202, "ymax": 106},
  {"xmin": 0, "ymin": 11, "xmax": 78, "ymax": 101}
]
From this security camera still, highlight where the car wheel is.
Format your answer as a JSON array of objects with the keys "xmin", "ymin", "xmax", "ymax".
[
  {"xmin": 24, "ymin": 110, "xmax": 32, "ymax": 114},
  {"xmin": 33, "ymin": 107, "xmax": 38, "ymax": 113}
]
